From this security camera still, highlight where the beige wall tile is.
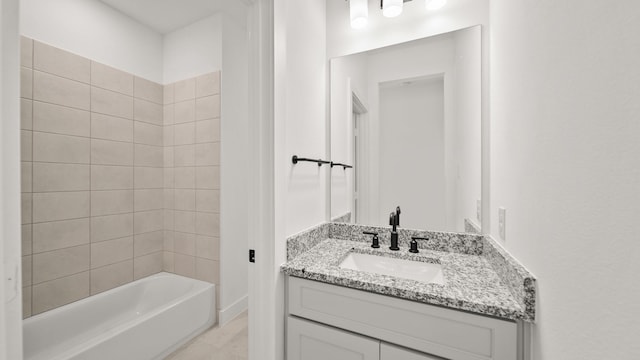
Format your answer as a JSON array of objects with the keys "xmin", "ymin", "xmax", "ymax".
[
  {"xmin": 134, "ymin": 121, "xmax": 162, "ymax": 146},
  {"xmin": 195, "ymin": 142, "xmax": 220, "ymax": 166},
  {"xmin": 33, "ymin": 132, "xmax": 90, "ymax": 164},
  {"xmin": 163, "ymin": 209, "xmax": 174, "ymax": 230},
  {"xmin": 91, "ymin": 190, "xmax": 134, "ymax": 216},
  {"xmin": 21, "ymin": 98, "xmax": 33, "ymax": 130},
  {"xmin": 196, "ymin": 190, "xmax": 220, "ymax": 213},
  {"xmin": 22, "ymin": 193, "xmax": 32, "ymax": 224},
  {"xmin": 32, "ymin": 191, "xmax": 89, "ymax": 223},
  {"xmin": 91, "ymin": 165, "xmax": 133, "ymax": 190},
  {"xmin": 21, "ymin": 130, "xmax": 32, "ymax": 161},
  {"xmin": 134, "ymin": 144, "xmax": 163, "ymax": 167},
  {"xmin": 32, "ymin": 245, "xmax": 90, "ymax": 284},
  {"xmin": 163, "ymin": 251, "xmax": 174, "ymax": 272},
  {"xmin": 174, "ymin": 144, "xmax": 195, "ymax": 166},
  {"xmin": 134, "ymin": 189, "xmax": 164, "ymax": 211},
  {"xmin": 174, "ymin": 189, "xmax": 195, "ymax": 211},
  {"xmin": 195, "ymin": 119, "xmax": 220, "ymax": 144},
  {"xmin": 196, "ymin": 212, "xmax": 219, "ymax": 237},
  {"xmin": 163, "ymin": 168, "xmax": 175, "ymax": 188},
  {"xmin": 174, "ymin": 211, "xmax": 196, "ymax": 234},
  {"xmin": 32, "ymin": 272, "xmax": 89, "ymax": 315},
  {"xmin": 134, "ymin": 99, "xmax": 162, "ymax": 125},
  {"xmin": 22, "ymin": 286, "xmax": 32, "ymax": 318},
  {"xmin": 164, "ymin": 147, "xmax": 174, "ymax": 169},
  {"xmin": 91, "ymin": 113, "xmax": 133, "ymax": 142},
  {"xmin": 91, "ymin": 237, "xmax": 133, "ymax": 268},
  {"xmin": 163, "ymin": 105, "xmax": 174, "ymax": 125},
  {"xmin": 174, "ymin": 253, "xmax": 195, "ymax": 278},
  {"xmin": 174, "ymin": 78, "xmax": 196, "ymax": 102},
  {"xmin": 22, "ymin": 162, "xmax": 32, "ymax": 193},
  {"xmin": 195, "ymin": 95, "xmax": 220, "ymax": 120},
  {"xmin": 196, "ymin": 72, "xmax": 220, "ymax": 98},
  {"xmin": 33, "ymin": 71, "xmax": 90, "ymax": 110},
  {"xmin": 134, "ymin": 77, "xmax": 163, "ymax": 104},
  {"xmin": 92, "ymin": 86, "xmax": 133, "ymax": 119},
  {"xmin": 196, "ymin": 235, "xmax": 219, "ymax": 260},
  {"xmin": 134, "ymin": 210, "xmax": 163, "ymax": 234},
  {"xmin": 91, "ymin": 213, "xmax": 133, "ymax": 242},
  {"xmin": 163, "ymin": 84, "xmax": 174, "ymax": 105},
  {"xmin": 134, "ymin": 167, "xmax": 163, "ymax": 189},
  {"xmin": 33, "ymin": 101, "xmax": 90, "ymax": 137},
  {"xmin": 163, "ymin": 231, "xmax": 175, "ymax": 251},
  {"xmin": 175, "ymin": 167, "xmax": 196, "ymax": 189},
  {"xmin": 164, "ymin": 189, "xmax": 175, "ymax": 209},
  {"xmin": 21, "ymin": 67, "xmax": 33, "ymax": 99},
  {"xmin": 174, "ymin": 232, "xmax": 195, "ymax": 256},
  {"xmin": 91, "ymin": 260, "xmax": 133, "ymax": 295},
  {"xmin": 32, "ymin": 218, "xmax": 90, "ymax": 253},
  {"xmin": 21, "ymin": 36, "xmax": 33, "ymax": 68},
  {"xmin": 174, "ymin": 100, "xmax": 195, "ymax": 124},
  {"xmin": 163, "ymin": 125, "xmax": 174, "ymax": 147},
  {"xmin": 134, "ymin": 231, "xmax": 163, "ymax": 257},
  {"xmin": 91, "ymin": 62, "xmax": 134, "ymax": 96},
  {"xmin": 23, "ymin": 255, "xmax": 32, "ymax": 286},
  {"xmin": 91, "ymin": 139, "xmax": 133, "ymax": 166},
  {"xmin": 174, "ymin": 122, "xmax": 195, "ymax": 145},
  {"xmin": 22, "ymin": 224, "xmax": 33, "ymax": 255},
  {"xmin": 134, "ymin": 252, "xmax": 162, "ymax": 280},
  {"xmin": 196, "ymin": 258, "xmax": 219, "ymax": 284},
  {"xmin": 32, "ymin": 163, "xmax": 90, "ymax": 192},
  {"xmin": 33, "ymin": 41, "xmax": 90, "ymax": 83}
]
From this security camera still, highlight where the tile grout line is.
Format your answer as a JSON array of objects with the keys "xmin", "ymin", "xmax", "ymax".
[{"xmin": 89, "ymin": 61, "xmax": 92, "ymax": 297}]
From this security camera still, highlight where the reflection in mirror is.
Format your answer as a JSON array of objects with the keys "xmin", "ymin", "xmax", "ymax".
[{"xmin": 330, "ymin": 26, "xmax": 481, "ymax": 233}]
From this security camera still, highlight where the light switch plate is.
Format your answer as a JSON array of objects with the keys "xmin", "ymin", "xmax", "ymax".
[{"xmin": 498, "ymin": 207, "xmax": 506, "ymax": 241}]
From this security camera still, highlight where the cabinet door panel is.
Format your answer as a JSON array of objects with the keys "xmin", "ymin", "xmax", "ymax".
[
  {"xmin": 287, "ymin": 316, "xmax": 379, "ymax": 360},
  {"xmin": 381, "ymin": 342, "xmax": 446, "ymax": 360}
]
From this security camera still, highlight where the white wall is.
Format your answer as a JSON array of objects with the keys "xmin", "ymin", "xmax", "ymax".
[
  {"xmin": 379, "ymin": 79, "xmax": 445, "ymax": 230},
  {"xmin": 1, "ymin": 0, "xmax": 23, "ymax": 358},
  {"xmin": 219, "ymin": 8, "xmax": 249, "ymax": 324},
  {"xmin": 490, "ymin": 1, "xmax": 640, "ymax": 359},
  {"xmin": 163, "ymin": 14, "xmax": 222, "ymax": 84},
  {"xmin": 20, "ymin": 0, "xmax": 164, "ymax": 83}
]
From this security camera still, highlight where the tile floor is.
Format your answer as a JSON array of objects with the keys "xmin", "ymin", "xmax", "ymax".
[{"xmin": 166, "ymin": 311, "xmax": 248, "ymax": 360}]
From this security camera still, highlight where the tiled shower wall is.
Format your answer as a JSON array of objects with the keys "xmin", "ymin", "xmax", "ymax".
[
  {"xmin": 162, "ymin": 74, "xmax": 221, "ymax": 306},
  {"xmin": 20, "ymin": 37, "xmax": 220, "ymax": 318}
]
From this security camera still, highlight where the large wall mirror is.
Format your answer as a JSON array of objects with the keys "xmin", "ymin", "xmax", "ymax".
[{"xmin": 330, "ymin": 25, "xmax": 482, "ymax": 233}]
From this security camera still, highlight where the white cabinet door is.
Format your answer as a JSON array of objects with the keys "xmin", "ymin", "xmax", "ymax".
[
  {"xmin": 287, "ymin": 316, "xmax": 379, "ymax": 360},
  {"xmin": 381, "ymin": 343, "xmax": 447, "ymax": 360}
]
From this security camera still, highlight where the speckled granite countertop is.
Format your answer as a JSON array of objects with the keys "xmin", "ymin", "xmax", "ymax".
[{"xmin": 281, "ymin": 238, "xmax": 529, "ymax": 322}]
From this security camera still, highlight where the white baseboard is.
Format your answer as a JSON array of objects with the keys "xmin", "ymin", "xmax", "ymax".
[{"xmin": 218, "ymin": 294, "xmax": 248, "ymax": 326}]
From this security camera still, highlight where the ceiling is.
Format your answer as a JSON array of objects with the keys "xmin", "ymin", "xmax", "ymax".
[{"xmin": 99, "ymin": 0, "xmax": 227, "ymax": 34}]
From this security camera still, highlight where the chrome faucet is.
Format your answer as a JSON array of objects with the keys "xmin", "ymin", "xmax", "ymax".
[{"xmin": 388, "ymin": 206, "xmax": 401, "ymax": 251}]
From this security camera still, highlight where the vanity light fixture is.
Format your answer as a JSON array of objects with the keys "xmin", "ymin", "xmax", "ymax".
[
  {"xmin": 382, "ymin": 0, "xmax": 404, "ymax": 17},
  {"xmin": 350, "ymin": 0, "xmax": 369, "ymax": 29},
  {"xmin": 425, "ymin": 0, "xmax": 447, "ymax": 11}
]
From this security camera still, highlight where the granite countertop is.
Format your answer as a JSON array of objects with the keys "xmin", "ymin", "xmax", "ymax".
[{"xmin": 281, "ymin": 238, "xmax": 529, "ymax": 321}]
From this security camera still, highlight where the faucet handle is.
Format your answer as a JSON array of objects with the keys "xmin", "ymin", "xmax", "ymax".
[
  {"xmin": 409, "ymin": 237, "xmax": 429, "ymax": 253},
  {"xmin": 389, "ymin": 212, "xmax": 396, "ymax": 226},
  {"xmin": 363, "ymin": 231, "xmax": 379, "ymax": 248}
]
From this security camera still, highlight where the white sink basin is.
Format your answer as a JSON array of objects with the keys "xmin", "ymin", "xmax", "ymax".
[{"xmin": 339, "ymin": 252, "xmax": 444, "ymax": 285}]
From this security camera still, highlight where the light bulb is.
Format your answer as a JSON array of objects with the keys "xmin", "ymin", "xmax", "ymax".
[
  {"xmin": 425, "ymin": 0, "xmax": 447, "ymax": 11},
  {"xmin": 382, "ymin": 0, "xmax": 403, "ymax": 18},
  {"xmin": 350, "ymin": 0, "xmax": 368, "ymax": 29}
]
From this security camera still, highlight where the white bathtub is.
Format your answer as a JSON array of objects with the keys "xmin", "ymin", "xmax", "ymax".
[{"xmin": 23, "ymin": 272, "xmax": 216, "ymax": 360}]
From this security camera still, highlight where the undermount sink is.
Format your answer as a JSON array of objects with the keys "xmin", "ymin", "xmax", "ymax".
[{"xmin": 339, "ymin": 252, "xmax": 444, "ymax": 285}]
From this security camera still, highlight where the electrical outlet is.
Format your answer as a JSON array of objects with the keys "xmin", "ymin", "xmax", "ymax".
[
  {"xmin": 476, "ymin": 199, "xmax": 482, "ymax": 222},
  {"xmin": 498, "ymin": 207, "xmax": 506, "ymax": 241}
]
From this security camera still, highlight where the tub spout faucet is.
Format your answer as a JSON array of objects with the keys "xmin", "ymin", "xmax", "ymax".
[{"xmin": 389, "ymin": 212, "xmax": 400, "ymax": 251}]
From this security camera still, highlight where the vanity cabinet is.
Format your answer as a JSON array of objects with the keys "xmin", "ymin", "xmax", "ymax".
[
  {"xmin": 286, "ymin": 276, "xmax": 519, "ymax": 360},
  {"xmin": 288, "ymin": 317, "xmax": 438, "ymax": 360}
]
